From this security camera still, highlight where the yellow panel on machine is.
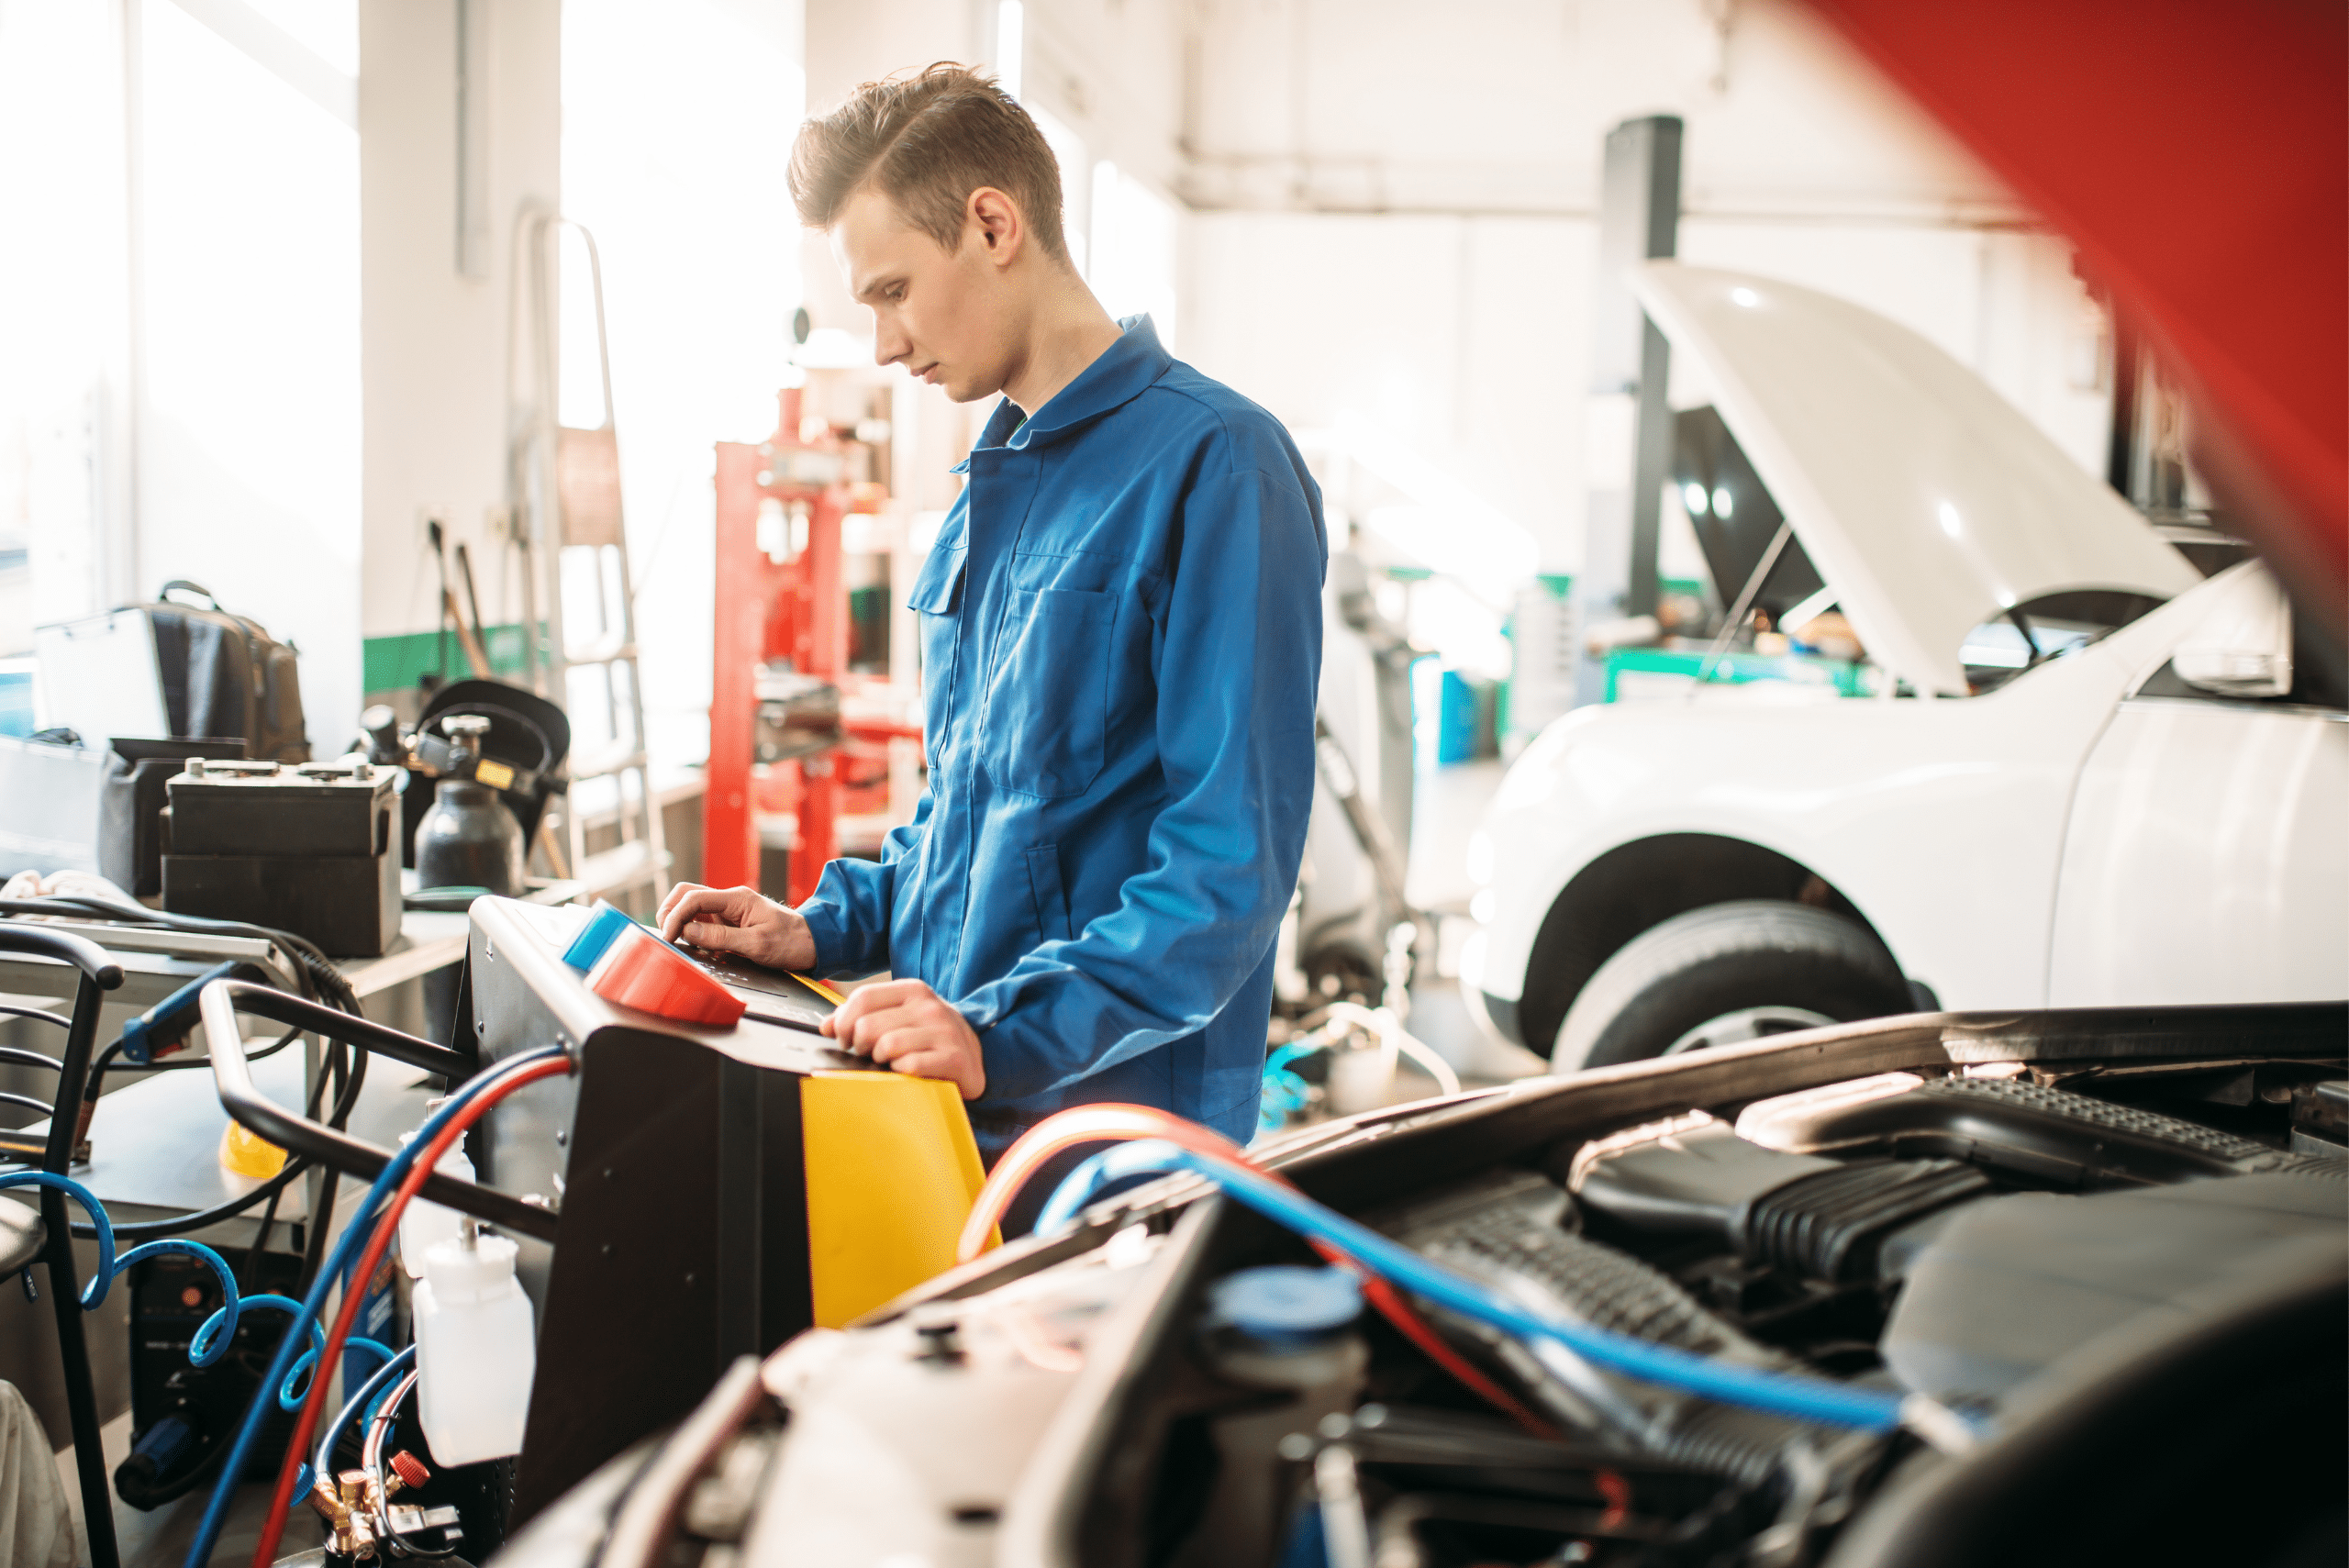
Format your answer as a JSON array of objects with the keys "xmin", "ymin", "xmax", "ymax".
[{"xmin": 803, "ymin": 1071, "xmax": 996, "ymax": 1326}]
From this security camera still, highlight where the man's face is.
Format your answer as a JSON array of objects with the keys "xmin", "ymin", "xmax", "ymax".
[{"xmin": 830, "ymin": 187, "xmax": 1019, "ymax": 404}]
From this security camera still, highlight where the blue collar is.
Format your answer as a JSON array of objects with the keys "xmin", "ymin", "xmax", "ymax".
[{"xmin": 970, "ymin": 315, "xmax": 1172, "ymax": 458}]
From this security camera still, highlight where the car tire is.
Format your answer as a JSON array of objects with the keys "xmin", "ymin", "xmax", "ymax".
[{"xmin": 1551, "ymin": 899, "xmax": 1912, "ymax": 1073}]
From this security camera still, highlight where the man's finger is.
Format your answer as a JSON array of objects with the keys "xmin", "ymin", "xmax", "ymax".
[
  {"xmin": 871, "ymin": 1029, "xmax": 954, "ymax": 1068},
  {"xmin": 846, "ymin": 1005, "xmax": 931, "ymax": 1056},
  {"xmin": 661, "ymin": 888, "xmax": 732, "ymax": 942},
  {"xmin": 659, "ymin": 890, "xmax": 707, "ymax": 940},
  {"xmin": 656, "ymin": 881, "xmax": 704, "ymax": 926},
  {"xmin": 681, "ymin": 919, "xmax": 755, "ymax": 955},
  {"xmin": 829, "ymin": 981, "xmax": 922, "ymax": 1030},
  {"xmin": 883, "ymin": 1044, "xmax": 983, "ymax": 1099}
]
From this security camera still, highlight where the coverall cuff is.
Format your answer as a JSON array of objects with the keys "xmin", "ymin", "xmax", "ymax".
[{"xmin": 795, "ymin": 896, "xmax": 859, "ymax": 975}]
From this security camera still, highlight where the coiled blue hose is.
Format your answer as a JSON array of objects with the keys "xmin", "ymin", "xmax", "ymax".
[
  {"xmin": 183, "ymin": 1042, "xmax": 570, "ymax": 1568},
  {"xmin": 1039, "ymin": 1140, "xmax": 1983, "ymax": 1437},
  {"xmin": 0, "ymin": 1172, "xmax": 287, "ymax": 1368}
]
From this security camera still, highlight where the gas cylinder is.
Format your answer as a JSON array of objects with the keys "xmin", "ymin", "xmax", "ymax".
[{"xmin": 415, "ymin": 714, "xmax": 526, "ymax": 895}]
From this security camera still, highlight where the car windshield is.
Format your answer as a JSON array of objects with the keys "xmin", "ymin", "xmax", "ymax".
[{"xmin": 1961, "ymin": 589, "xmax": 2170, "ymax": 694}]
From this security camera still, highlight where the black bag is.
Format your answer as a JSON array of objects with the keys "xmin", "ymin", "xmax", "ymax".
[
  {"xmin": 98, "ymin": 737, "xmax": 247, "ymax": 896},
  {"xmin": 141, "ymin": 582, "xmax": 309, "ymax": 762}
]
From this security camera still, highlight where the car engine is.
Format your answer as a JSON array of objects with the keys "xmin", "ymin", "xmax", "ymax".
[{"xmin": 500, "ymin": 1010, "xmax": 2348, "ymax": 1568}]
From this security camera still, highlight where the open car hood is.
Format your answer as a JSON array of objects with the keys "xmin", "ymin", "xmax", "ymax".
[{"xmin": 1635, "ymin": 261, "xmax": 2202, "ymax": 695}]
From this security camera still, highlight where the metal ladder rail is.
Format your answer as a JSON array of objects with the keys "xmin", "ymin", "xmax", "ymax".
[{"xmin": 507, "ymin": 207, "xmax": 667, "ymax": 910}]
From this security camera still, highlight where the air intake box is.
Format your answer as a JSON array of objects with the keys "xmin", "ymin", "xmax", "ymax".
[{"xmin": 1569, "ymin": 1111, "xmax": 1993, "ymax": 1282}]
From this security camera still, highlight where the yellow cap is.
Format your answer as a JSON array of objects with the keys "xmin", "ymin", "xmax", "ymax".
[{"xmin": 219, "ymin": 1118, "xmax": 289, "ymax": 1180}]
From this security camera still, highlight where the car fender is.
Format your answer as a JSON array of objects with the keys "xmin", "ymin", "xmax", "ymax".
[{"xmin": 1476, "ymin": 647, "xmax": 2137, "ymax": 1030}]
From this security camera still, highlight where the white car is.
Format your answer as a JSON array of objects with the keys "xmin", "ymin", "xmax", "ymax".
[{"xmin": 1466, "ymin": 263, "xmax": 2349, "ymax": 1072}]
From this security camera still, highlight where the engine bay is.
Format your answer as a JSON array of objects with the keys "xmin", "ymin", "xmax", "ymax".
[
  {"xmin": 501, "ymin": 1013, "xmax": 2349, "ymax": 1568},
  {"xmin": 1080, "ymin": 1065, "xmax": 2346, "ymax": 1568}
]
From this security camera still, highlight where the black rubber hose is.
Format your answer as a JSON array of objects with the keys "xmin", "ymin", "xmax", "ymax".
[
  {"xmin": 72, "ymin": 1036, "xmax": 367, "ymax": 1242},
  {"xmin": 83, "ymin": 1024, "xmax": 301, "ymax": 1106},
  {"xmin": 297, "ymin": 1044, "xmax": 356, "ymax": 1290},
  {"xmin": 5, "ymin": 895, "xmax": 377, "ymax": 1255},
  {"xmin": 1416, "ymin": 1219, "xmax": 1826, "ymax": 1488},
  {"xmin": 2, "ymin": 896, "xmax": 358, "ymax": 1014}
]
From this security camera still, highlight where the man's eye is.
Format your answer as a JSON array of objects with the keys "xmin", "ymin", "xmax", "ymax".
[{"xmin": 888, "ymin": 287, "xmax": 906, "ymax": 303}]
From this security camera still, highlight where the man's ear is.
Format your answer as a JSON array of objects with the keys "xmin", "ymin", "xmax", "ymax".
[{"xmin": 967, "ymin": 185, "xmax": 1025, "ymax": 269}]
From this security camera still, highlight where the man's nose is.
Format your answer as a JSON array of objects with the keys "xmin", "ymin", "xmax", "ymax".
[{"xmin": 874, "ymin": 319, "xmax": 908, "ymax": 366}]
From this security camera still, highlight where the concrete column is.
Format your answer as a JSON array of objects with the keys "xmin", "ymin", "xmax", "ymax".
[{"xmin": 1575, "ymin": 114, "xmax": 1680, "ymax": 706}]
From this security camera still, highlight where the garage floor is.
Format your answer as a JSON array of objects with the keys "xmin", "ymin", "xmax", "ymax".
[{"xmin": 57, "ymin": 1410, "xmax": 275, "ymax": 1567}]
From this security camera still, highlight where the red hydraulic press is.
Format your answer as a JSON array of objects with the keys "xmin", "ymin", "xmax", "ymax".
[{"xmin": 707, "ymin": 390, "xmax": 918, "ymax": 904}]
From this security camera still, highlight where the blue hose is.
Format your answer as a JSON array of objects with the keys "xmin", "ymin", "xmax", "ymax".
[
  {"xmin": 298, "ymin": 1343, "xmax": 417, "ymax": 1496},
  {"xmin": 280, "ymin": 1337, "xmax": 397, "ymax": 1411},
  {"xmin": 1258, "ymin": 1044, "xmax": 1319, "ymax": 1133},
  {"xmin": 1040, "ymin": 1140, "xmax": 1969, "ymax": 1436},
  {"xmin": 0, "ymin": 1173, "xmax": 283, "ymax": 1371},
  {"xmin": 0, "ymin": 1171, "xmax": 118, "ymax": 1307},
  {"xmin": 182, "ymin": 1043, "xmax": 570, "ymax": 1568}
]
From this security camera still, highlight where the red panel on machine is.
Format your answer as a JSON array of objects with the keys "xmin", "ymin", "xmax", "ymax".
[{"xmin": 590, "ymin": 928, "xmax": 748, "ymax": 1028}]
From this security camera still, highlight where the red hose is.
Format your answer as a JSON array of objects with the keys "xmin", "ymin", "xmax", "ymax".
[
  {"xmin": 250, "ymin": 1055, "xmax": 573, "ymax": 1567},
  {"xmin": 960, "ymin": 1105, "xmax": 1557, "ymax": 1438}
]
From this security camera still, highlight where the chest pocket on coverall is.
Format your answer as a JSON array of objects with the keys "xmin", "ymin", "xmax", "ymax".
[
  {"xmin": 981, "ymin": 583, "xmax": 1116, "ymax": 799},
  {"xmin": 907, "ymin": 545, "xmax": 966, "ymax": 748}
]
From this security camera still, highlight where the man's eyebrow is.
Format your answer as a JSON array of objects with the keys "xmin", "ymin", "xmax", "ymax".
[{"xmin": 852, "ymin": 272, "xmax": 902, "ymax": 304}]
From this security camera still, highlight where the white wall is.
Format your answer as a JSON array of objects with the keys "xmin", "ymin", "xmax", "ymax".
[
  {"xmin": 358, "ymin": 0, "xmax": 562, "ymax": 690},
  {"xmin": 135, "ymin": 0, "xmax": 363, "ymax": 752}
]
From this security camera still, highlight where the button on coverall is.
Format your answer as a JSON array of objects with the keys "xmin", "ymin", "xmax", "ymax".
[{"xmin": 796, "ymin": 316, "xmax": 1327, "ymax": 1154}]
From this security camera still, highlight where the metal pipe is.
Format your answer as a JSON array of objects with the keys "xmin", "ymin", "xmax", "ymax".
[
  {"xmin": 44, "ymin": 959, "xmax": 121, "ymax": 1568},
  {"xmin": 199, "ymin": 982, "xmax": 560, "ymax": 1242}
]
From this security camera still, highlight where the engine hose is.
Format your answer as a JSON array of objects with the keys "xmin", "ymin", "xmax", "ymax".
[
  {"xmin": 1035, "ymin": 1138, "xmax": 1987, "ymax": 1445},
  {"xmin": 182, "ymin": 1043, "xmax": 572, "ymax": 1568},
  {"xmin": 961, "ymin": 1104, "xmax": 1561, "ymax": 1437},
  {"xmin": 71, "ymin": 1032, "xmax": 363, "ymax": 1239}
]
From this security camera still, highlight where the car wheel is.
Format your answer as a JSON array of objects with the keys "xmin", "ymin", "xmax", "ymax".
[{"xmin": 1550, "ymin": 899, "xmax": 1911, "ymax": 1073}]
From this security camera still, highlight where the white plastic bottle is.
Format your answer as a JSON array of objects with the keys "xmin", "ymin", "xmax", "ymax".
[
  {"xmin": 395, "ymin": 1131, "xmax": 476, "ymax": 1280},
  {"xmin": 412, "ymin": 1227, "xmax": 537, "ymax": 1466}
]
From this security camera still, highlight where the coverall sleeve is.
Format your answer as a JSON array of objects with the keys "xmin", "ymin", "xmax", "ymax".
[
  {"xmin": 795, "ymin": 786, "xmax": 933, "ymax": 975},
  {"xmin": 954, "ymin": 460, "xmax": 1325, "ymax": 1102}
]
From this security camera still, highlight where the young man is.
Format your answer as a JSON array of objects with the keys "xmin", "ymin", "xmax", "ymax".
[{"xmin": 658, "ymin": 63, "xmax": 1324, "ymax": 1172}]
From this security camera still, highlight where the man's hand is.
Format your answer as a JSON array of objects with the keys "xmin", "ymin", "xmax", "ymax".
[
  {"xmin": 822, "ymin": 980, "xmax": 985, "ymax": 1101},
  {"xmin": 656, "ymin": 883, "xmax": 817, "ymax": 972}
]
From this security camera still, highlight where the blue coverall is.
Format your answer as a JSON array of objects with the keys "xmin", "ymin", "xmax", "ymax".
[{"xmin": 796, "ymin": 317, "xmax": 1327, "ymax": 1154}]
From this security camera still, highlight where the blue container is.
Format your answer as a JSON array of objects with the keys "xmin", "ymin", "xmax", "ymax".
[{"xmin": 0, "ymin": 672, "xmax": 32, "ymax": 738}]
